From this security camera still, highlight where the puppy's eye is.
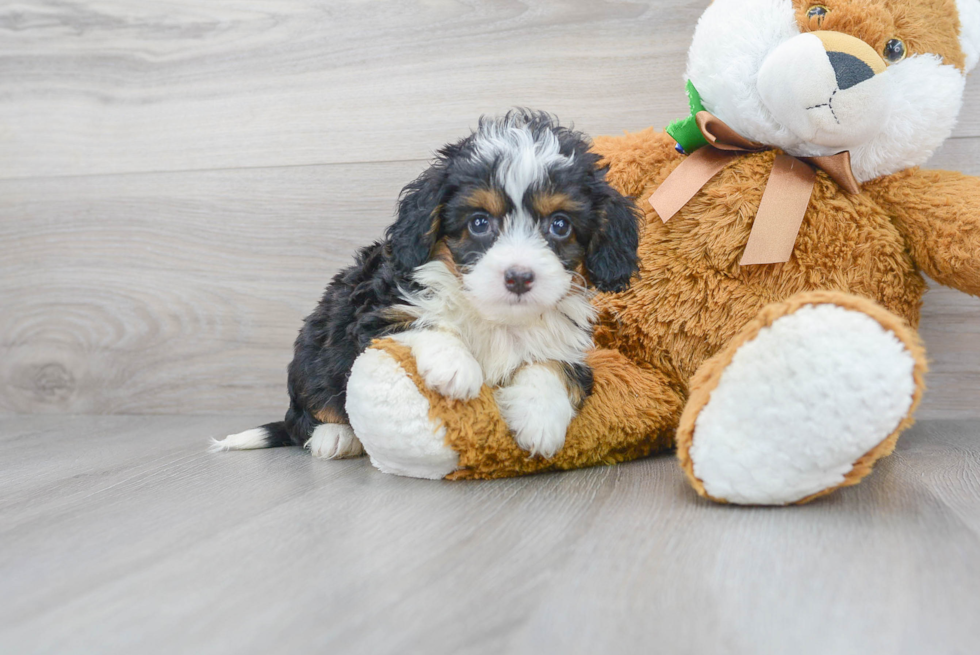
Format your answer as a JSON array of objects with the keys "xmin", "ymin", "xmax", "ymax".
[
  {"xmin": 548, "ymin": 214, "xmax": 572, "ymax": 240},
  {"xmin": 807, "ymin": 5, "xmax": 828, "ymax": 24},
  {"xmin": 468, "ymin": 213, "xmax": 492, "ymax": 236},
  {"xmin": 883, "ymin": 38, "xmax": 907, "ymax": 63}
]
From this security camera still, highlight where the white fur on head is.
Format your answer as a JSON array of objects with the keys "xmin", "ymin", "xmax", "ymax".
[
  {"xmin": 392, "ymin": 113, "xmax": 598, "ymax": 387},
  {"xmin": 473, "ymin": 116, "xmax": 574, "ymax": 207},
  {"xmin": 686, "ymin": 0, "xmax": 969, "ymax": 182},
  {"xmin": 464, "ymin": 116, "xmax": 582, "ymax": 324},
  {"xmin": 959, "ymin": 0, "xmax": 980, "ymax": 71}
]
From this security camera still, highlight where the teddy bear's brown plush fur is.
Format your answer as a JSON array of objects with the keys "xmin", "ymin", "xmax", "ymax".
[{"xmin": 357, "ymin": 0, "xmax": 980, "ymax": 504}]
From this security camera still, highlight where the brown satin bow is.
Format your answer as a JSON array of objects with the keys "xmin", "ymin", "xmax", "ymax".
[{"xmin": 649, "ymin": 112, "xmax": 861, "ymax": 266}]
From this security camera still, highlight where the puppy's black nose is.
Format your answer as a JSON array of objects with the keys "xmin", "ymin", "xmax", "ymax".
[{"xmin": 504, "ymin": 267, "xmax": 535, "ymax": 296}]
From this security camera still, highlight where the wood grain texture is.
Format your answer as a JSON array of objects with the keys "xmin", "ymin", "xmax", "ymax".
[
  {"xmin": 1, "ymin": 0, "xmax": 978, "ymax": 416},
  {"xmin": 1, "ymin": 415, "xmax": 979, "ymax": 654},
  {"xmin": 0, "ymin": 161, "xmax": 422, "ymax": 414},
  {"xmin": 0, "ymin": 0, "xmax": 703, "ymax": 179},
  {"xmin": 3, "ymin": 0, "xmax": 976, "ymax": 180}
]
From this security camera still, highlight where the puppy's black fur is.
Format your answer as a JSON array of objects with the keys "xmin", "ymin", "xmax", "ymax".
[
  {"xmin": 245, "ymin": 110, "xmax": 640, "ymax": 449},
  {"xmin": 268, "ymin": 242, "xmax": 413, "ymax": 447}
]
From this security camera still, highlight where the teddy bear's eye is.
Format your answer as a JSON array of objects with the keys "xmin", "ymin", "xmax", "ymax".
[
  {"xmin": 883, "ymin": 38, "xmax": 907, "ymax": 63},
  {"xmin": 807, "ymin": 5, "xmax": 829, "ymax": 24}
]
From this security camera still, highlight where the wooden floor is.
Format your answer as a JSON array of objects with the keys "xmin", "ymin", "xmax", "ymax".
[{"xmin": 2, "ymin": 415, "xmax": 979, "ymax": 654}]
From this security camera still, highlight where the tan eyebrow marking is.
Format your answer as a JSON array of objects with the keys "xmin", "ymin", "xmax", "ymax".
[
  {"xmin": 464, "ymin": 188, "xmax": 507, "ymax": 217},
  {"xmin": 532, "ymin": 192, "xmax": 585, "ymax": 216}
]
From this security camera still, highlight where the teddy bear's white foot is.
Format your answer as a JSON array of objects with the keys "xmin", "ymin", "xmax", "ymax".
[
  {"xmin": 679, "ymin": 297, "xmax": 923, "ymax": 505},
  {"xmin": 345, "ymin": 346, "xmax": 459, "ymax": 479}
]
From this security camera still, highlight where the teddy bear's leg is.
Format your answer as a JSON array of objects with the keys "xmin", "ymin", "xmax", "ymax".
[
  {"xmin": 677, "ymin": 291, "xmax": 927, "ymax": 506},
  {"xmin": 346, "ymin": 339, "xmax": 683, "ymax": 480}
]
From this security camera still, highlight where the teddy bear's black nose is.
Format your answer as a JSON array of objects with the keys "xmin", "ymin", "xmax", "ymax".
[{"xmin": 827, "ymin": 51, "xmax": 875, "ymax": 90}]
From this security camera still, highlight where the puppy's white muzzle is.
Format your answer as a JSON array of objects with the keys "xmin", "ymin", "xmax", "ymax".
[
  {"xmin": 757, "ymin": 31, "xmax": 889, "ymax": 149},
  {"xmin": 463, "ymin": 225, "xmax": 571, "ymax": 325}
]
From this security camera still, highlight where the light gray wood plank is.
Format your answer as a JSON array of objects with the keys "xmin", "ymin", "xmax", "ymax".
[
  {"xmin": 3, "ymin": 152, "xmax": 980, "ymax": 416},
  {"xmin": 918, "ymin": 281, "xmax": 980, "ymax": 419},
  {"xmin": 0, "ymin": 160, "xmax": 422, "ymax": 414},
  {"xmin": 928, "ymin": 135, "xmax": 980, "ymax": 174},
  {"xmin": 0, "ymin": 0, "xmax": 701, "ymax": 179},
  {"xmin": 3, "ymin": 0, "xmax": 978, "ymax": 180},
  {"xmin": 1, "ymin": 415, "xmax": 979, "ymax": 654}
]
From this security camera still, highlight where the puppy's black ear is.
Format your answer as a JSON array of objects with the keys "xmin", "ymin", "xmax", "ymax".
[
  {"xmin": 387, "ymin": 162, "xmax": 450, "ymax": 274},
  {"xmin": 585, "ymin": 176, "xmax": 641, "ymax": 293}
]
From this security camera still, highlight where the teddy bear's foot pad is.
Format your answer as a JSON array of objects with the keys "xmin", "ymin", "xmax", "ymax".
[
  {"xmin": 346, "ymin": 347, "xmax": 459, "ymax": 479},
  {"xmin": 685, "ymin": 302, "xmax": 918, "ymax": 505}
]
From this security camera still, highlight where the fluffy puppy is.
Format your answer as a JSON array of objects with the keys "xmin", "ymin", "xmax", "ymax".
[{"xmin": 212, "ymin": 109, "xmax": 640, "ymax": 460}]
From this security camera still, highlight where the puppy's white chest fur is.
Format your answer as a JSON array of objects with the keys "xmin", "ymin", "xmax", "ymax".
[
  {"xmin": 464, "ymin": 305, "xmax": 592, "ymax": 385},
  {"xmin": 401, "ymin": 261, "xmax": 595, "ymax": 385}
]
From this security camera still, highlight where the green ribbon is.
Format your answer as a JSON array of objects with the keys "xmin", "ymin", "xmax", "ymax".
[{"xmin": 666, "ymin": 81, "xmax": 708, "ymax": 154}]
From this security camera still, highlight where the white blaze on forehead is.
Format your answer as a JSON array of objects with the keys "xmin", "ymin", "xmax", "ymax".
[
  {"xmin": 472, "ymin": 120, "xmax": 574, "ymax": 208},
  {"xmin": 500, "ymin": 207, "xmax": 540, "ymax": 238}
]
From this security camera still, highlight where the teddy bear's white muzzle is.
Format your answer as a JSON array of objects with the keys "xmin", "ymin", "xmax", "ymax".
[{"xmin": 757, "ymin": 32, "xmax": 889, "ymax": 149}]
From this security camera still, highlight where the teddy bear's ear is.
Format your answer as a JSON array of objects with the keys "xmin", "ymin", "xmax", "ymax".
[{"xmin": 959, "ymin": 0, "xmax": 980, "ymax": 72}]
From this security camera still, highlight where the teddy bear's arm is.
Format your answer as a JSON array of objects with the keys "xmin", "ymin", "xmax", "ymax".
[
  {"xmin": 349, "ymin": 340, "xmax": 683, "ymax": 480},
  {"xmin": 866, "ymin": 168, "xmax": 980, "ymax": 297}
]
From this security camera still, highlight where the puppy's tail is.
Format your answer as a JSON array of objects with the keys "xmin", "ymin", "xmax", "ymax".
[{"xmin": 209, "ymin": 422, "xmax": 292, "ymax": 453}]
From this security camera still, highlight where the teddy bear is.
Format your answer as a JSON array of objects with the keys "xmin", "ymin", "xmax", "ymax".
[{"xmin": 341, "ymin": 0, "xmax": 980, "ymax": 505}]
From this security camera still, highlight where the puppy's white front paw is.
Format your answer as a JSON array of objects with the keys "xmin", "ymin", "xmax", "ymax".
[
  {"xmin": 496, "ymin": 364, "xmax": 575, "ymax": 458},
  {"xmin": 510, "ymin": 411, "xmax": 569, "ymax": 459},
  {"xmin": 418, "ymin": 351, "xmax": 483, "ymax": 400},
  {"xmin": 396, "ymin": 330, "xmax": 483, "ymax": 401},
  {"xmin": 305, "ymin": 423, "xmax": 363, "ymax": 459}
]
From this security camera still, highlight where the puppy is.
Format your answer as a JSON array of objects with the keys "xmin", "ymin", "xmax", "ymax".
[{"xmin": 212, "ymin": 109, "xmax": 639, "ymax": 460}]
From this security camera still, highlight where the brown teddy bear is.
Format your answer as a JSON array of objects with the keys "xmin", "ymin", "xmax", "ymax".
[{"xmin": 344, "ymin": 0, "xmax": 980, "ymax": 505}]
